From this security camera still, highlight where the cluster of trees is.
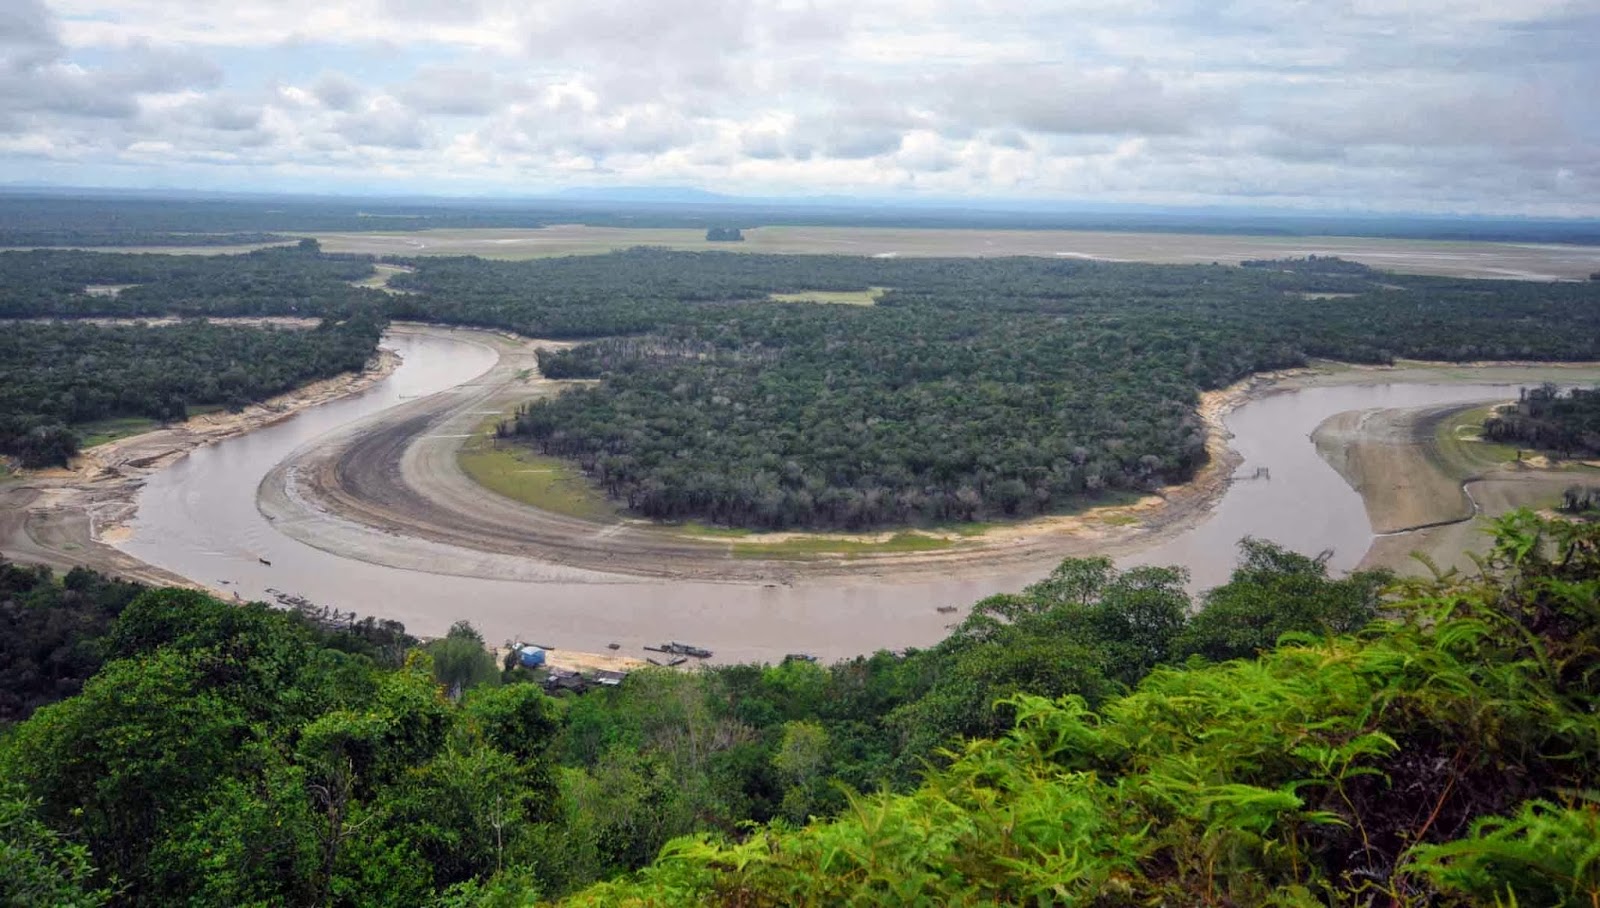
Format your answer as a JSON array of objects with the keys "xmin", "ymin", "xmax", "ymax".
[
  {"xmin": 0, "ymin": 535, "xmax": 1391, "ymax": 906},
  {"xmin": 5, "ymin": 515, "xmax": 1596, "ymax": 905},
  {"xmin": 0, "ymin": 316, "xmax": 382, "ymax": 466},
  {"xmin": 0, "ymin": 560, "xmax": 144, "ymax": 724},
  {"xmin": 704, "ymin": 227, "xmax": 744, "ymax": 242},
  {"xmin": 1483, "ymin": 383, "xmax": 1600, "ymax": 458},
  {"xmin": 1240, "ymin": 253, "xmax": 1376, "ymax": 274},
  {"xmin": 0, "ymin": 241, "xmax": 381, "ymax": 319}
]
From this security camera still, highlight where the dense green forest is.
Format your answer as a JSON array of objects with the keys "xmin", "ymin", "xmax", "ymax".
[
  {"xmin": 0, "ymin": 561, "xmax": 144, "ymax": 724},
  {"xmin": 0, "ymin": 316, "xmax": 382, "ymax": 466},
  {"xmin": 466, "ymin": 251, "xmax": 1600, "ymax": 529},
  {"xmin": 1, "ymin": 513, "xmax": 1595, "ymax": 906},
  {"xmin": 6, "ymin": 244, "xmax": 1600, "ymax": 525},
  {"xmin": 1483, "ymin": 383, "xmax": 1600, "ymax": 457},
  {"xmin": 0, "ymin": 242, "xmax": 380, "ymax": 319}
]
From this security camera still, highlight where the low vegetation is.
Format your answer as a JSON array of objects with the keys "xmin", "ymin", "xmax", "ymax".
[
  {"xmin": 4, "ymin": 514, "xmax": 1597, "ymax": 906},
  {"xmin": 766, "ymin": 287, "xmax": 883, "ymax": 305},
  {"xmin": 458, "ymin": 427, "xmax": 617, "ymax": 522}
]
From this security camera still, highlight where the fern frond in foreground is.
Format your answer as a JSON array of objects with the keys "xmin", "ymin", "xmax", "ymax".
[{"xmin": 564, "ymin": 512, "xmax": 1600, "ymax": 907}]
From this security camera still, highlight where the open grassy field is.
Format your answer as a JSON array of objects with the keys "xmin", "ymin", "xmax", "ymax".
[
  {"xmin": 77, "ymin": 416, "xmax": 159, "ymax": 448},
  {"xmin": 767, "ymin": 286, "xmax": 887, "ymax": 305},
  {"xmin": 75, "ymin": 405, "xmax": 229, "ymax": 449},
  {"xmin": 457, "ymin": 429, "xmax": 618, "ymax": 522},
  {"xmin": 731, "ymin": 531, "xmax": 957, "ymax": 559},
  {"xmin": 1432, "ymin": 403, "xmax": 1523, "ymax": 475},
  {"xmin": 349, "ymin": 262, "xmax": 416, "ymax": 293},
  {"xmin": 310, "ymin": 226, "xmax": 1600, "ymax": 280}
]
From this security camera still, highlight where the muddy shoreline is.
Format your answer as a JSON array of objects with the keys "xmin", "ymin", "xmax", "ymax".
[
  {"xmin": 0, "ymin": 347, "xmax": 402, "ymax": 592},
  {"xmin": 259, "ymin": 324, "xmax": 1253, "ymax": 585},
  {"xmin": 1312, "ymin": 393, "xmax": 1600, "ymax": 576}
]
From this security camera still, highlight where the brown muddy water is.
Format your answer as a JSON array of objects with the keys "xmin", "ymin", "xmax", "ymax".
[{"xmin": 118, "ymin": 331, "xmax": 1528, "ymax": 663}]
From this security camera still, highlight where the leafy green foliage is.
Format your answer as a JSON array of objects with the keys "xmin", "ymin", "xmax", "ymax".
[
  {"xmin": 3, "ymin": 517, "xmax": 1595, "ymax": 905},
  {"xmin": 0, "ymin": 590, "xmax": 561, "ymax": 906},
  {"xmin": 1177, "ymin": 538, "xmax": 1390, "ymax": 661},
  {"xmin": 0, "ymin": 784, "xmax": 110, "ymax": 908},
  {"xmin": 427, "ymin": 621, "xmax": 501, "ymax": 700},
  {"xmin": 0, "ymin": 560, "xmax": 143, "ymax": 723},
  {"xmin": 564, "ymin": 513, "xmax": 1600, "ymax": 906}
]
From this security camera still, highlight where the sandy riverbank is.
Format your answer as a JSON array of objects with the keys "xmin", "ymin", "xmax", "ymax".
[
  {"xmin": 0, "ymin": 347, "xmax": 401, "ymax": 591},
  {"xmin": 1309, "ymin": 385, "xmax": 1600, "ymax": 577}
]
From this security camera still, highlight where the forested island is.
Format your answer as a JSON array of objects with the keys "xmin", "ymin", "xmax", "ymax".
[{"xmin": 3, "ymin": 513, "xmax": 1597, "ymax": 905}]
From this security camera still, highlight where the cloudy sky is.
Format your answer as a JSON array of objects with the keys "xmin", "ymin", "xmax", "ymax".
[{"xmin": 2, "ymin": 0, "xmax": 1598, "ymax": 214}]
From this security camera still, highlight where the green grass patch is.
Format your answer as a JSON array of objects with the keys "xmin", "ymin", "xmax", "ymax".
[
  {"xmin": 1098, "ymin": 514, "xmax": 1142, "ymax": 527},
  {"xmin": 76, "ymin": 416, "xmax": 159, "ymax": 448},
  {"xmin": 1433, "ymin": 403, "xmax": 1523, "ymax": 475},
  {"xmin": 457, "ymin": 430, "xmax": 617, "ymax": 522},
  {"xmin": 732, "ymin": 531, "xmax": 955, "ymax": 559},
  {"xmin": 940, "ymin": 521, "xmax": 995, "ymax": 538},
  {"xmin": 767, "ymin": 287, "xmax": 887, "ymax": 306}
]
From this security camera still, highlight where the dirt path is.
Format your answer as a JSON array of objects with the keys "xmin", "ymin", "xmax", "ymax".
[{"xmin": 260, "ymin": 326, "xmax": 1251, "ymax": 584}]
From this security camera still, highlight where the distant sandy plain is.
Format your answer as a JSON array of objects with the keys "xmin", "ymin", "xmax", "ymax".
[{"xmin": 305, "ymin": 225, "xmax": 1600, "ymax": 281}]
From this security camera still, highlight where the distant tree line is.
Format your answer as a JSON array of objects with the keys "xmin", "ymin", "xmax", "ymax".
[
  {"xmin": 1483, "ymin": 384, "xmax": 1600, "ymax": 458},
  {"xmin": 0, "ymin": 241, "xmax": 381, "ymax": 320},
  {"xmin": 0, "ymin": 231, "xmax": 291, "ymax": 248},
  {"xmin": 0, "ymin": 316, "xmax": 382, "ymax": 466}
]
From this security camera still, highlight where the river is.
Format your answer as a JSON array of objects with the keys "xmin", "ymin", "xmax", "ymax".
[{"xmin": 117, "ymin": 330, "xmax": 1537, "ymax": 662}]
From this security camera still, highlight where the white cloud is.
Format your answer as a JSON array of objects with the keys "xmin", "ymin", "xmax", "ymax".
[{"xmin": 0, "ymin": 0, "xmax": 1595, "ymax": 214}]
